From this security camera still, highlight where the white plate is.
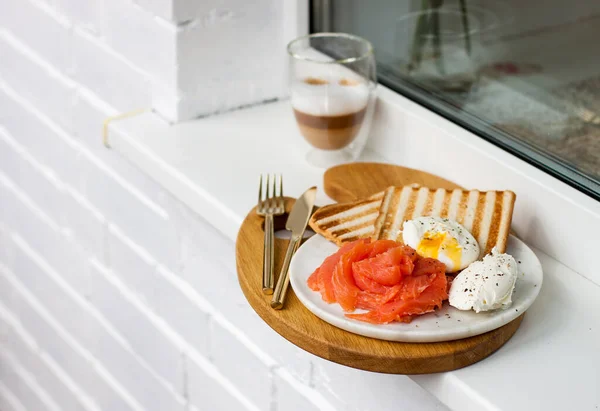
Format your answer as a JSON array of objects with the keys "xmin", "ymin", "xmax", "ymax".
[{"xmin": 289, "ymin": 234, "xmax": 543, "ymax": 343}]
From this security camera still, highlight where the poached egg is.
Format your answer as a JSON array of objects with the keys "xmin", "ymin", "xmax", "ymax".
[
  {"xmin": 449, "ymin": 247, "xmax": 518, "ymax": 313},
  {"xmin": 402, "ymin": 217, "xmax": 480, "ymax": 273}
]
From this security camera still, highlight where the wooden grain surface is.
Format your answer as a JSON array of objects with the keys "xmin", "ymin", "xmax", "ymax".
[
  {"xmin": 235, "ymin": 162, "xmax": 523, "ymax": 374},
  {"xmin": 323, "ymin": 162, "xmax": 459, "ymax": 202}
]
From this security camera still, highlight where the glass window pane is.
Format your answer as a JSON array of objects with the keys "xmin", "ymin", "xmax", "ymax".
[{"xmin": 313, "ymin": 0, "xmax": 600, "ymax": 199}]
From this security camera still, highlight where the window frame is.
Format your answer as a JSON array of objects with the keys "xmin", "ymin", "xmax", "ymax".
[{"xmin": 310, "ymin": 0, "xmax": 600, "ymax": 201}]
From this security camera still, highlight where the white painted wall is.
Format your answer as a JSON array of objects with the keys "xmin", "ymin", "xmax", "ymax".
[
  {"xmin": 0, "ymin": 0, "xmax": 297, "ymax": 123},
  {"xmin": 0, "ymin": 0, "xmax": 448, "ymax": 410}
]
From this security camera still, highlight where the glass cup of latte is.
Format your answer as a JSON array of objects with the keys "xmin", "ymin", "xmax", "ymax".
[{"xmin": 287, "ymin": 33, "xmax": 377, "ymax": 168}]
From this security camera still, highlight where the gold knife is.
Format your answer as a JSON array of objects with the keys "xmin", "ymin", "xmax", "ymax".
[{"xmin": 271, "ymin": 186, "xmax": 317, "ymax": 309}]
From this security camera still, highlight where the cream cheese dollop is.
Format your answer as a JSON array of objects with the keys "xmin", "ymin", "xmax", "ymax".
[{"xmin": 449, "ymin": 247, "xmax": 518, "ymax": 313}]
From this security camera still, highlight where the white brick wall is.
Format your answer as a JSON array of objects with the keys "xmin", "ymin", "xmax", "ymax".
[
  {"xmin": 1, "ymin": 0, "xmax": 292, "ymax": 123},
  {"xmin": 0, "ymin": 1, "xmax": 449, "ymax": 410},
  {"xmin": 133, "ymin": 0, "xmax": 206, "ymax": 23}
]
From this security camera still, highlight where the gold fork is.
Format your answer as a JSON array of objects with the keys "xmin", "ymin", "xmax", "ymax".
[{"xmin": 257, "ymin": 174, "xmax": 284, "ymax": 294}]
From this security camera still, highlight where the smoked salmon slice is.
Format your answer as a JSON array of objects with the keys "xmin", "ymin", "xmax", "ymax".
[
  {"xmin": 307, "ymin": 241, "xmax": 360, "ymax": 303},
  {"xmin": 331, "ymin": 240, "xmax": 372, "ymax": 311},
  {"xmin": 347, "ymin": 267, "xmax": 447, "ymax": 324},
  {"xmin": 307, "ymin": 239, "xmax": 448, "ymax": 324},
  {"xmin": 353, "ymin": 246, "xmax": 415, "ymax": 286}
]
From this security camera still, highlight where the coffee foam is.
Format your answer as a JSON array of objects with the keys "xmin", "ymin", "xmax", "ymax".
[{"xmin": 290, "ymin": 76, "xmax": 370, "ymax": 116}]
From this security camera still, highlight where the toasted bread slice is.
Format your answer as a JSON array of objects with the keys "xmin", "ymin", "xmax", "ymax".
[
  {"xmin": 308, "ymin": 190, "xmax": 386, "ymax": 245},
  {"xmin": 309, "ymin": 186, "xmax": 516, "ymax": 255}
]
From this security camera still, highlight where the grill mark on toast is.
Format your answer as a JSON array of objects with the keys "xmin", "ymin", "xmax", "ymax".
[
  {"xmin": 312, "ymin": 206, "xmax": 347, "ymax": 222},
  {"xmin": 339, "ymin": 225, "xmax": 374, "ymax": 240},
  {"xmin": 447, "ymin": 189, "xmax": 463, "ymax": 221},
  {"xmin": 315, "ymin": 200, "xmax": 380, "ymax": 224},
  {"xmin": 411, "ymin": 187, "xmax": 431, "ymax": 219},
  {"xmin": 403, "ymin": 188, "xmax": 419, "ymax": 222},
  {"xmin": 326, "ymin": 213, "xmax": 379, "ymax": 232},
  {"xmin": 455, "ymin": 190, "xmax": 469, "ymax": 224},
  {"xmin": 476, "ymin": 192, "xmax": 497, "ymax": 256},
  {"xmin": 471, "ymin": 191, "xmax": 488, "ymax": 241},
  {"xmin": 421, "ymin": 189, "xmax": 436, "ymax": 216},
  {"xmin": 377, "ymin": 187, "xmax": 402, "ymax": 240},
  {"xmin": 372, "ymin": 187, "xmax": 394, "ymax": 239},
  {"xmin": 462, "ymin": 191, "xmax": 481, "ymax": 232},
  {"xmin": 385, "ymin": 187, "xmax": 413, "ymax": 241},
  {"xmin": 331, "ymin": 220, "xmax": 376, "ymax": 237},
  {"xmin": 320, "ymin": 212, "xmax": 377, "ymax": 230},
  {"xmin": 496, "ymin": 191, "xmax": 516, "ymax": 253},
  {"xmin": 430, "ymin": 189, "xmax": 446, "ymax": 217},
  {"xmin": 439, "ymin": 190, "xmax": 452, "ymax": 217},
  {"xmin": 485, "ymin": 191, "xmax": 504, "ymax": 255}
]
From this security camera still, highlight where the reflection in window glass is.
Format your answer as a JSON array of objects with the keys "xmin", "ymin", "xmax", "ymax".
[{"xmin": 313, "ymin": 0, "xmax": 600, "ymax": 198}]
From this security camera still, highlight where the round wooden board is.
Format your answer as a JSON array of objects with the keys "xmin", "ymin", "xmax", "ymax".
[
  {"xmin": 323, "ymin": 162, "xmax": 459, "ymax": 202},
  {"xmin": 235, "ymin": 162, "xmax": 524, "ymax": 374}
]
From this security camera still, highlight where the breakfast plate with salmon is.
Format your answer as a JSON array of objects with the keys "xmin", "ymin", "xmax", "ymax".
[{"xmin": 288, "ymin": 185, "xmax": 544, "ymax": 342}]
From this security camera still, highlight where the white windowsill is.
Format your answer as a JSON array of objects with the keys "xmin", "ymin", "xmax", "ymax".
[{"xmin": 107, "ymin": 91, "xmax": 600, "ymax": 411}]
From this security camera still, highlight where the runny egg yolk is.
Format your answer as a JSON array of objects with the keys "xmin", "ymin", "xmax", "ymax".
[{"xmin": 417, "ymin": 231, "xmax": 463, "ymax": 271}]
